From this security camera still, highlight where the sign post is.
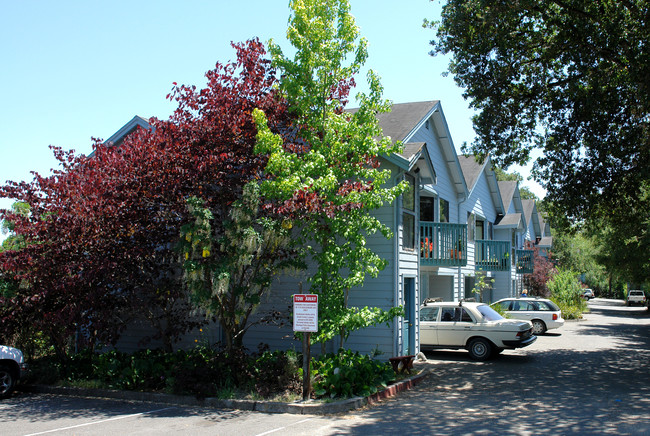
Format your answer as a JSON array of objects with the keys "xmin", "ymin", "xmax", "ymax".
[{"xmin": 293, "ymin": 294, "xmax": 318, "ymax": 401}]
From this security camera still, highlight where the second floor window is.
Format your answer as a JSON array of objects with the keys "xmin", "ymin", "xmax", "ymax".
[
  {"xmin": 402, "ymin": 174, "xmax": 416, "ymax": 250},
  {"xmin": 475, "ymin": 218, "xmax": 485, "ymax": 240},
  {"xmin": 420, "ymin": 196, "xmax": 435, "ymax": 222},
  {"xmin": 439, "ymin": 198, "xmax": 450, "ymax": 223}
]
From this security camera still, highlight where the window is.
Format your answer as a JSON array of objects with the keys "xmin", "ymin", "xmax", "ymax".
[
  {"xmin": 403, "ymin": 214, "xmax": 415, "ymax": 250},
  {"xmin": 439, "ymin": 198, "xmax": 450, "ymax": 223},
  {"xmin": 420, "ymin": 306, "xmax": 439, "ymax": 322},
  {"xmin": 403, "ymin": 174, "xmax": 415, "ymax": 211},
  {"xmin": 440, "ymin": 308, "xmax": 455, "ymax": 322},
  {"xmin": 477, "ymin": 305, "xmax": 504, "ymax": 321},
  {"xmin": 512, "ymin": 301, "xmax": 534, "ymax": 311},
  {"xmin": 420, "ymin": 196, "xmax": 435, "ymax": 222},
  {"xmin": 467, "ymin": 213, "xmax": 475, "ymax": 242},
  {"xmin": 402, "ymin": 174, "xmax": 416, "ymax": 250},
  {"xmin": 475, "ymin": 218, "xmax": 485, "ymax": 240},
  {"xmin": 496, "ymin": 300, "xmax": 512, "ymax": 311},
  {"xmin": 440, "ymin": 307, "xmax": 474, "ymax": 322}
]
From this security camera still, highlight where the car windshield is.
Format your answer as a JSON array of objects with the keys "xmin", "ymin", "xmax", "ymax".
[{"xmin": 477, "ymin": 304, "xmax": 504, "ymax": 321}]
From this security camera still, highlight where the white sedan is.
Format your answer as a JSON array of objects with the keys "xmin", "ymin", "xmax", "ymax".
[{"xmin": 419, "ymin": 301, "xmax": 536, "ymax": 361}]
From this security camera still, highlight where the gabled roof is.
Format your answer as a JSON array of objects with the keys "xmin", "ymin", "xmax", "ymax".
[
  {"xmin": 457, "ymin": 155, "xmax": 482, "ymax": 191},
  {"xmin": 88, "ymin": 115, "xmax": 151, "ymax": 158},
  {"xmin": 376, "ymin": 100, "xmax": 467, "ymax": 198},
  {"xmin": 537, "ymin": 236, "xmax": 553, "ymax": 248},
  {"xmin": 457, "ymin": 154, "xmax": 505, "ymax": 215},
  {"xmin": 105, "ymin": 115, "xmax": 150, "ymax": 147},
  {"xmin": 393, "ymin": 141, "xmax": 437, "ymax": 186},
  {"xmin": 390, "ymin": 141, "xmax": 427, "ymax": 171},
  {"xmin": 495, "ymin": 213, "xmax": 523, "ymax": 229},
  {"xmin": 522, "ymin": 199, "xmax": 542, "ymax": 238},
  {"xmin": 498, "ymin": 181, "xmax": 518, "ymax": 212},
  {"xmin": 376, "ymin": 101, "xmax": 440, "ymax": 143},
  {"xmin": 522, "ymin": 199, "xmax": 535, "ymax": 228},
  {"xmin": 499, "ymin": 180, "xmax": 527, "ymax": 230}
]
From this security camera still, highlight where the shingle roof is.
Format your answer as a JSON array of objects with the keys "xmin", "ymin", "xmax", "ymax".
[
  {"xmin": 457, "ymin": 155, "xmax": 483, "ymax": 191},
  {"xmin": 498, "ymin": 181, "xmax": 518, "ymax": 211},
  {"xmin": 521, "ymin": 199, "xmax": 536, "ymax": 226},
  {"xmin": 400, "ymin": 142, "xmax": 425, "ymax": 161},
  {"xmin": 375, "ymin": 101, "xmax": 440, "ymax": 143},
  {"xmin": 495, "ymin": 213, "xmax": 522, "ymax": 228}
]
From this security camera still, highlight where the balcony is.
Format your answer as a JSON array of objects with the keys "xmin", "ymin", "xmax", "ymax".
[
  {"xmin": 420, "ymin": 222, "xmax": 467, "ymax": 267},
  {"xmin": 475, "ymin": 240, "xmax": 511, "ymax": 271},
  {"xmin": 516, "ymin": 249, "xmax": 535, "ymax": 274}
]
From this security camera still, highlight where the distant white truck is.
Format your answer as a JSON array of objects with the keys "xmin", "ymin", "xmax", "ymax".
[
  {"xmin": 626, "ymin": 290, "xmax": 647, "ymax": 306},
  {"xmin": 0, "ymin": 345, "xmax": 27, "ymax": 398}
]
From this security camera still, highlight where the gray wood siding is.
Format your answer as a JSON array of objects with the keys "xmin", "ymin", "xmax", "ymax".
[
  {"xmin": 242, "ymin": 179, "xmax": 401, "ymax": 357},
  {"xmin": 410, "ymin": 130, "xmax": 461, "ymax": 222}
]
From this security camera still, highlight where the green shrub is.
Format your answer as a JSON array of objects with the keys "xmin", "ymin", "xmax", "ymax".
[
  {"xmin": 251, "ymin": 349, "xmax": 302, "ymax": 398},
  {"xmin": 311, "ymin": 348, "xmax": 395, "ymax": 399},
  {"xmin": 26, "ymin": 346, "xmax": 399, "ymax": 401},
  {"xmin": 547, "ymin": 268, "xmax": 587, "ymax": 319}
]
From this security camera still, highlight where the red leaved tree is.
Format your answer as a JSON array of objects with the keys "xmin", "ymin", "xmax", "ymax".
[
  {"xmin": 525, "ymin": 248, "xmax": 557, "ymax": 298},
  {"xmin": 0, "ymin": 39, "xmax": 291, "ymax": 360}
]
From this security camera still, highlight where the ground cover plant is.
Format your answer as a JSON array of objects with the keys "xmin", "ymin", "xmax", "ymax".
[{"xmin": 25, "ymin": 346, "xmax": 398, "ymax": 401}]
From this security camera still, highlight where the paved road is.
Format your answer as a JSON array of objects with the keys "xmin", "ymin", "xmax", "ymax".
[{"xmin": 1, "ymin": 299, "xmax": 648, "ymax": 435}]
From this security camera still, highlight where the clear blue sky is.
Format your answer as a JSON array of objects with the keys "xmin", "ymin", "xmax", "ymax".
[{"xmin": 0, "ymin": 0, "xmax": 544, "ymax": 242}]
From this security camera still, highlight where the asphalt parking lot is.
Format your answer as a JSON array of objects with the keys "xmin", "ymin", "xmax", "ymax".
[{"xmin": 1, "ymin": 298, "xmax": 648, "ymax": 435}]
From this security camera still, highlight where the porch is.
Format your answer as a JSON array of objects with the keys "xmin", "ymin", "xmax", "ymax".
[
  {"xmin": 516, "ymin": 249, "xmax": 535, "ymax": 274},
  {"xmin": 420, "ymin": 222, "xmax": 468, "ymax": 267},
  {"xmin": 475, "ymin": 240, "xmax": 511, "ymax": 271}
]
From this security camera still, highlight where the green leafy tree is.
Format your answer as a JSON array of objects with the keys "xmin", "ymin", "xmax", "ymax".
[
  {"xmin": 0, "ymin": 201, "xmax": 30, "ymax": 253},
  {"xmin": 254, "ymin": 0, "xmax": 405, "ymax": 346},
  {"xmin": 180, "ymin": 184, "xmax": 302, "ymax": 353},
  {"xmin": 429, "ymin": 1, "xmax": 649, "ymax": 270},
  {"xmin": 587, "ymin": 195, "xmax": 650, "ymax": 296},
  {"xmin": 471, "ymin": 271, "xmax": 494, "ymax": 302},
  {"xmin": 546, "ymin": 267, "xmax": 586, "ymax": 318}
]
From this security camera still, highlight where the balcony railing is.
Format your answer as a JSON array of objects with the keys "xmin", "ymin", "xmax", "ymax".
[
  {"xmin": 475, "ymin": 240, "xmax": 511, "ymax": 271},
  {"xmin": 420, "ymin": 222, "xmax": 467, "ymax": 267},
  {"xmin": 516, "ymin": 249, "xmax": 535, "ymax": 274}
]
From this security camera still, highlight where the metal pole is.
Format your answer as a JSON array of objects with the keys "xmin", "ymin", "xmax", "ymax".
[{"xmin": 302, "ymin": 332, "xmax": 311, "ymax": 401}]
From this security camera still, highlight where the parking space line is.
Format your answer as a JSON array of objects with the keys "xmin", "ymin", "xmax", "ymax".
[
  {"xmin": 254, "ymin": 418, "xmax": 314, "ymax": 436},
  {"xmin": 22, "ymin": 406, "xmax": 176, "ymax": 436}
]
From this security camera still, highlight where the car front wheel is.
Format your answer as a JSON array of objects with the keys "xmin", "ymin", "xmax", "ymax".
[
  {"xmin": 0, "ymin": 365, "xmax": 16, "ymax": 399},
  {"xmin": 467, "ymin": 338, "xmax": 492, "ymax": 361}
]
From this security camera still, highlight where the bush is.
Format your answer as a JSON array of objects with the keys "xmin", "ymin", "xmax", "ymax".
[
  {"xmin": 311, "ymin": 348, "xmax": 395, "ymax": 399},
  {"xmin": 252, "ymin": 349, "xmax": 302, "ymax": 398},
  {"xmin": 26, "ymin": 346, "xmax": 399, "ymax": 401},
  {"xmin": 547, "ymin": 268, "xmax": 587, "ymax": 319},
  {"xmin": 27, "ymin": 345, "xmax": 304, "ymax": 400}
]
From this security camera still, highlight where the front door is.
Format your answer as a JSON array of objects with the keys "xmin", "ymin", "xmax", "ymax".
[{"xmin": 402, "ymin": 277, "xmax": 416, "ymax": 355}]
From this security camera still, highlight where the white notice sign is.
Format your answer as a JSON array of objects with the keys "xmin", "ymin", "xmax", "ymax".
[{"xmin": 293, "ymin": 294, "xmax": 318, "ymax": 332}]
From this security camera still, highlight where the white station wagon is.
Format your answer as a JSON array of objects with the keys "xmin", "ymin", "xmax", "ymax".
[
  {"xmin": 419, "ymin": 301, "xmax": 537, "ymax": 361},
  {"xmin": 493, "ymin": 297, "xmax": 565, "ymax": 335}
]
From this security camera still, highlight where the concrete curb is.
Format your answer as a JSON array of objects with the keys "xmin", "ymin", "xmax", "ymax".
[{"xmin": 20, "ymin": 367, "xmax": 429, "ymax": 415}]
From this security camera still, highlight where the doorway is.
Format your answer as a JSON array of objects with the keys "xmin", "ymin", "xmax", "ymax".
[{"xmin": 402, "ymin": 277, "xmax": 416, "ymax": 355}]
